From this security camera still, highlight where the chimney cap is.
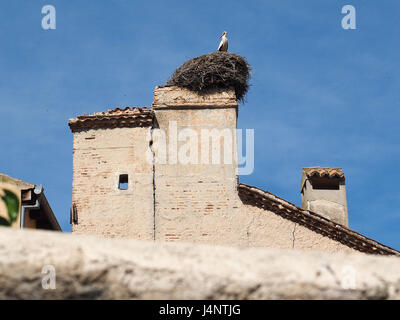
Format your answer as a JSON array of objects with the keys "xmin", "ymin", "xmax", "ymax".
[
  {"xmin": 303, "ymin": 167, "xmax": 344, "ymax": 179},
  {"xmin": 152, "ymin": 86, "xmax": 238, "ymax": 110},
  {"xmin": 301, "ymin": 167, "xmax": 345, "ymax": 192}
]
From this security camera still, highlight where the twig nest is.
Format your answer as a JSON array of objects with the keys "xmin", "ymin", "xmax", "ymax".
[{"xmin": 166, "ymin": 52, "xmax": 251, "ymax": 102}]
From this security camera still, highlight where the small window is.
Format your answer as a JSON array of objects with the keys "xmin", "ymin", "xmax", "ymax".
[{"xmin": 118, "ymin": 174, "xmax": 129, "ymax": 190}]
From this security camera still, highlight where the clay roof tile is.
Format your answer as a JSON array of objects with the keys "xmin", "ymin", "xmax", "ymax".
[
  {"xmin": 303, "ymin": 167, "xmax": 344, "ymax": 179},
  {"xmin": 68, "ymin": 107, "xmax": 154, "ymax": 132}
]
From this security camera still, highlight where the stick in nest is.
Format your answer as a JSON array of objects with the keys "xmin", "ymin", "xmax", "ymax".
[{"xmin": 166, "ymin": 52, "xmax": 251, "ymax": 103}]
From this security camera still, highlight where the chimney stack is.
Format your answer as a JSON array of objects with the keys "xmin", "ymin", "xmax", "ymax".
[
  {"xmin": 151, "ymin": 86, "xmax": 243, "ymax": 243},
  {"xmin": 300, "ymin": 167, "xmax": 349, "ymax": 227}
]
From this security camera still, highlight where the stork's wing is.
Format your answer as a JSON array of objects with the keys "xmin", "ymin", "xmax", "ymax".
[
  {"xmin": 218, "ymin": 39, "xmax": 223, "ymax": 51},
  {"xmin": 218, "ymin": 41, "xmax": 228, "ymax": 52}
]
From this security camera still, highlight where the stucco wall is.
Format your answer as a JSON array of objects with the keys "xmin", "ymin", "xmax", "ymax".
[
  {"xmin": 71, "ymin": 127, "xmax": 154, "ymax": 239},
  {"xmin": 240, "ymin": 203, "xmax": 356, "ymax": 254},
  {"xmin": 302, "ymin": 179, "xmax": 349, "ymax": 226}
]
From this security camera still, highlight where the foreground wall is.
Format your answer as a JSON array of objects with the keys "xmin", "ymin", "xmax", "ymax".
[{"xmin": 1, "ymin": 227, "xmax": 399, "ymax": 300}]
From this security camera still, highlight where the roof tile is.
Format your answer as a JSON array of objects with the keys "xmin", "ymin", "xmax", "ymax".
[
  {"xmin": 303, "ymin": 167, "xmax": 345, "ymax": 179},
  {"xmin": 68, "ymin": 107, "xmax": 154, "ymax": 132}
]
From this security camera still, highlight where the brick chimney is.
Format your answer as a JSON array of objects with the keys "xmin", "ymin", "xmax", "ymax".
[
  {"xmin": 151, "ymin": 86, "xmax": 244, "ymax": 244},
  {"xmin": 300, "ymin": 167, "xmax": 349, "ymax": 226}
]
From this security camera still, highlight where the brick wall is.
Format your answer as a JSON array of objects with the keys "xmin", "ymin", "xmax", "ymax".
[
  {"xmin": 71, "ymin": 127, "xmax": 154, "ymax": 239},
  {"xmin": 153, "ymin": 107, "xmax": 246, "ymax": 245},
  {"xmin": 152, "ymin": 87, "xmax": 246, "ymax": 245}
]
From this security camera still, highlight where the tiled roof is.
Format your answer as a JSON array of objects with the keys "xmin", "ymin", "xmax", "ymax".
[
  {"xmin": 238, "ymin": 183, "xmax": 400, "ymax": 256},
  {"xmin": 68, "ymin": 107, "xmax": 154, "ymax": 132},
  {"xmin": 303, "ymin": 167, "xmax": 345, "ymax": 179}
]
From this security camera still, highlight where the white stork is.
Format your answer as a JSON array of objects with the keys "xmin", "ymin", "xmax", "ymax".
[{"xmin": 217, "ymin": 31, "xmax": 228, "ymax": 52}]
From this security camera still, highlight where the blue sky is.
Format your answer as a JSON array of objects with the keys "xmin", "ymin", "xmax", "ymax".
[{"xmin": 1, "ymin": 1, "xmax": 399, "ymax": 250}]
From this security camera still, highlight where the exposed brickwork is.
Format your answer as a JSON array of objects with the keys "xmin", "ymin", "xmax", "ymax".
[
  {"xmin": 153, "ymin": 101, "xmax": 244, "ymax": 245},
  {"xmin": 152, "ymin": 86, "xmax": 238, "ymax": 109},
  {"xmin": 71, "ymin": 127, "xmax": 154, "ymax": 239}
]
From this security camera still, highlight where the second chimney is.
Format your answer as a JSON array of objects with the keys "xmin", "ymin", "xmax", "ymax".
[{"xmin": 300, "ymin": 167, "xmax": 349, "ymax": 227}]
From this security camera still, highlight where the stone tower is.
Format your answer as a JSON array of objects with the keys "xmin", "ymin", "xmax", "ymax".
[
  {"xmin": 69, "ymin": 107, "xmax": 155, "ymax": 239},
  {"xmin": 152, "ymin": 86, "xmax": 244, "ymax": 244}
]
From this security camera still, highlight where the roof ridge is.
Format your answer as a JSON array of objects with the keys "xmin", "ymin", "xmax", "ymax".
[{"xmin": 238, "ymin": 183, "xmax": 400, "ymax": 256}]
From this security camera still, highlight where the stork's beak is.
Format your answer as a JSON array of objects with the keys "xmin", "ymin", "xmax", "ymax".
[{"xmin": 219, "ymin": 33, "xmax": 224, "ymax": 38}]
